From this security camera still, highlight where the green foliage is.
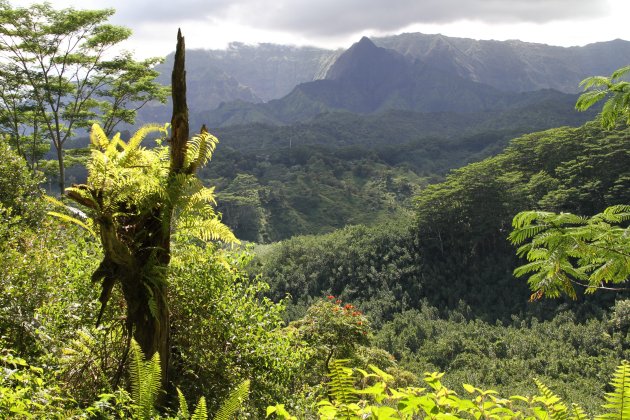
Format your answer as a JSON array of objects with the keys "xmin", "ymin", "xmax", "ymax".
[
  {"xmin": 0, "ymin": 348, "xmax": 75, "ymax": 418},
  {"xmin": 510, "ymin": 206, "xmax": 630, "ymax": 299},
  {"xmin": 0, "ymin": 137, "xmax": 44, "ymax": 221},
  {"xmin": 128, "ymin": 338, "xmax": 162, "ymax": 419},
  {"xmin": 213, "ymin": 379, "xmax": 250, "ymax": 420},
  {"xmin": 292, "ymin": 298, "xmax": 370, "ymax": 358},
  {"xmin": 577, "ymin": 65, "xmax": 630, "ymax": 129},
  {"xmin": 259, "ymin": 122, "xmax": 630, "ymax": 324},
  {"xmin": 169, "ymin": 243, "xmax": 308, "ymax": 416},
  {"xmin": 204, "ymin": 99, "xmax": 595, "ymax": 242},
  {"xmin": 269, "ymin": 359, "xmax": 630, "ymax": 419}
]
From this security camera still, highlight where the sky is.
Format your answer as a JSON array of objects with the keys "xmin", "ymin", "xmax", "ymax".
[{"xmin": 8, "ymin": 0, "xmax": 630, "ymax": 59}]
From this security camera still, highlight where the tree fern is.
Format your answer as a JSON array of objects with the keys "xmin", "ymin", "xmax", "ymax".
[{"xmin": 597, "ymin": 360, "xmax": 630, "ymax": 419}]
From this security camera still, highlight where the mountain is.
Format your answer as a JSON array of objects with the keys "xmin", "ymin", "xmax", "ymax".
[
  {"xmin": 196, "ymin": 37, "xmax": 589, "ymax": 127},
  {"xmin": 136, "ymin": 44, "xmax": 340, "ymax": 125},
  {"xmin": 373, "ymin": 33, "xmax": 630, "ymax": 93},
  {"xmin": 136, "ymin": 34, "xmax": 630, "ymax": 128}
]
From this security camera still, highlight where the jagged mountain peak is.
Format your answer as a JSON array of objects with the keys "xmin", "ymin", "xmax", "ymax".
[{"xmin": 325, "ymin": 36, "xmax": 409, "ymax": 81}]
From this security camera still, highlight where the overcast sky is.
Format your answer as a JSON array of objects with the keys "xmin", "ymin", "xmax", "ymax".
[{"xmin": 9, "ymin": 0, "xmax": 630, "ymax": 58}]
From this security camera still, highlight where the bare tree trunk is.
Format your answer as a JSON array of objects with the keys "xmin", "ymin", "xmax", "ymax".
[{"xmin": 56, "ymin": 144, "xmax": 65, "ymax": 192}]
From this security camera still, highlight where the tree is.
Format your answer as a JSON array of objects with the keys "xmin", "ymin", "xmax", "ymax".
[
  {"xmin": 64, "ymin": 31, "xmax": 237, "ymax": 389},
  {"xmin": 0, "ymin": 64, "xmax": 49, "ymax": 170},
  {"xmin": 0, "ymin": 1, "xmax": 167, "ymax": 191},
  {"xmin": 510, "ymin": 64, "xmax": 630, "ymax": 299}
]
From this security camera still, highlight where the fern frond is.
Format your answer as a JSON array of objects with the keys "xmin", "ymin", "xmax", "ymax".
[
  {"xmin": 128, "ymin": 339, "xmax": 144, "ymax": 405},
  {"xmin": 327, "ymin": 359, "xmax": 357, "ymax": 405},
  {"xmin": 192, "ymin": 396, "xmax": 208, "ymax": 420},
  {"xmin": 90, "ymin": 123, "xmax": 109, "ymax": 149},
  {"xmin": 598, "ymin": 360, "xmax": 630, "ymax": 419},
  {"xmin": 177, "ymin": 388, "xmax": 190, "ymax": 419},
  {"xmin": 214, "ymin": 379, "xmax": 250, "ymax": 420},
  {"xmin": 127, "ymin": 338, "xmax": 161, "ymax": 419},
  {"xmin": 186, "ymin": 131, "xmax": 219, "ymax": 172},
  {"xmin": 126, "ymin": 123, "xmax": 167, "ymax": 152},
  {"xmin": 176, "ymin": 216, "xmax": 239, "ymax": 244},
  {"xmin": 571, "ymin": 403, "xmax": 589, "ymax": 420},
  {"xmin": 533, "ymin": 378, "xmax": 570, "ymax": 420}
]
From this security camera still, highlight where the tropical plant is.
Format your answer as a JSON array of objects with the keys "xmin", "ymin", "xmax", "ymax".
[{"xmin": 54, "ymin": 32, "xmax": 238, "ymax": 390}]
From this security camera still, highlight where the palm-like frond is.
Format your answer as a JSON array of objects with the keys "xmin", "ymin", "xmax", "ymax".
[
  {"xmin": 576, "ymin": 64, "xmax": 630, "ymax": 129},
  {"xmin": 510, "ymin": 205, "xmax": 630, "ymax": 299}
]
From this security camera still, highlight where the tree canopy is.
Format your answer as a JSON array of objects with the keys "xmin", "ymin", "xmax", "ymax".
[{"xmin": 0, "ymin": 1, "xmax": 167, "ymax": 191}]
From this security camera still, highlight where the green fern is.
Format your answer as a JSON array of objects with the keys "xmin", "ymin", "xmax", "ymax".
[
  {"xmin": 214, "ymin": 379, "xmax": 250, "ymax": 420},
  {"xmin": 327, "ymin": 359, "xmax": 357, "ymax": 406},
  {"xmin": 533, "ymin": 378, "xmax": 570, "ymax": 420},
  {"xmin": 597, "ymin": 360, "xmax": 630, "ymax": 419},
  {"xmin": 177, "ymin": 388, "xmax": 190, "ymax": 418},
  {"xmin": 192, "ymin": 396, "xmax": 208, "ymax": 420},
  {"xmin": 128, "ymin": 339, "xmax": 161, "ymax": 419}
]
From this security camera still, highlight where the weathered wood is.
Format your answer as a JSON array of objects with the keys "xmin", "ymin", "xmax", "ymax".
[{"xmin": 169, "ymin": 29, "xmax": 189, "ymax": 175}]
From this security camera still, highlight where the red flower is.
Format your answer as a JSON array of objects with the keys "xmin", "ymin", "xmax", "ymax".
[
  {"xmin": 327, "ymin": 295, "xmax": 335, "ymax": 300},
  {"xmin": 344, "ymin": 304, "xmax": 354, "ymax": 310},
  {"xmin": 335, "ymin": 299, "xmax": 342, "ymax": 304}
]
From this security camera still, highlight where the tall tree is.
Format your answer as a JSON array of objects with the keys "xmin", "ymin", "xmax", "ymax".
[
  {"xmin": 0, "ymin": 1, "xmax": 167, "ymax": 191},
  {"xmin": 65, "ymin": 30, "xmax": 237, "ymax": 389}
]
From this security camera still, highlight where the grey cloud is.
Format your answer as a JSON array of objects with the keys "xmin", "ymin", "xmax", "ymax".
[
  {"xmin": 105, "ymin": 0, "xmax": 609, "ymax": 37},
  {"xmin": 107, "ymin": 0, "xmax": 233, "ymax": 25},
  {"xmin": 236, "ymin": 0, "xmax": 608, "ymax": 36}
]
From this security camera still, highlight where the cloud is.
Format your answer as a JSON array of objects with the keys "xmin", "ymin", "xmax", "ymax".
[{"xmin": 105, "ymin": 0, "xmax": 609, "ymax": 37}]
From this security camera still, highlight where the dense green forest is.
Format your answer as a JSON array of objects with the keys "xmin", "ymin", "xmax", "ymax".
[{"xmin": 1, "ymin": 2, "xmax": 630, "ymax": 419}]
